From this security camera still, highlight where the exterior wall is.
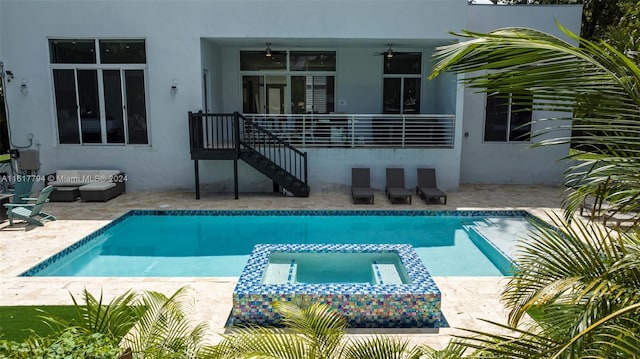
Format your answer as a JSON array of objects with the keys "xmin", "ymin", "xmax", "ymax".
[
  {"xmin": 461, "ymin": 5, "xmax": 582, "ymax": 185},
  {"xmin": 0, "ymin": 0, "xmax": 582, "ymax": 192},
  {"xmin": 200, "ymin": 39, "xmax": 223, "ymax": 113}
]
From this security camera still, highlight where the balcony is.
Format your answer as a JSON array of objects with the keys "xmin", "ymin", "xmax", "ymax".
[{"xmin": 242, "ymin": 114, "xmax": 455, "ymax": 149}]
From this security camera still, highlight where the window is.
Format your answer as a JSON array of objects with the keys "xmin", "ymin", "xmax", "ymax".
[
  {"xmin": 50, "ymin": 39, "xmax": 148, "ymax": 145},
  {"xmin": 484, "ymin": 93, "xmax": 532, "ymax": 142},
  {"xmin": 240, "ymin": 51, "xmax": 287, "ymax": 71},
  {"xmin": 240, "ymin": 50, "xmax": 336, "ymax": 115},
  {"xmin": 291, "ymin": 76, "xmax": 334, "ymax": 114},
  {"xmin": 382, "ymin": 53, "xmax": 421, "ymax": 114},
  {"xmin": 290, "ymin": 51, "xmax": 336, "ymax": 71},
  {"xmin": 50, "ymin": 40, "xmax": 96, "ymax": 64}
]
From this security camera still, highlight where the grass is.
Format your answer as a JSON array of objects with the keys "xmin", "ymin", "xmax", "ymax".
[{"xmin": 0, "ymin": 306, "xmax": 79, "ymax": 342}]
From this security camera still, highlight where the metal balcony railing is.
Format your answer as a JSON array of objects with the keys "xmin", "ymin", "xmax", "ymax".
[{"xmin": 241, "ymin": 114, "xmax": 455, "ymax": 148}]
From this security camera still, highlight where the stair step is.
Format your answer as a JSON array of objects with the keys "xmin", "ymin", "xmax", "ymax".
[{"xmin": 239, "ymin": 141, "xmax": 309, "ymax": 197}]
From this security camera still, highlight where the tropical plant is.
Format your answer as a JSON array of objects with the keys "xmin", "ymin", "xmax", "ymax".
[
  {"xmin": 0, "ymin": 327, "xmax": 122, "ymax": 359},
  {"xmin": 122, "ymin": 287, "xmax": 208, "ymax": 358},
  {"xmin": 428, "ymin": 24, "xmax": 640, "ymax": 358},
  {"xmin": 604, "ymin": 0, "xmax": 640, "ymax": 63},
  {"xmin": 206, "ymin": 301, "xmax": 430, "ymax": 359},
  {"xmin": 41, "ymin": 286, "xmax": 208, "ymax": 358},
  {"xmin": 429, "ymin": 24, "xmax": 640, "ymax": 221},
  {"xmin": 41, "ymin": 288, "xmax": 139, "ymax": 340},
  {"xmin": 450, "ymin": 216, "xmax": 640, "ymax": 358}
]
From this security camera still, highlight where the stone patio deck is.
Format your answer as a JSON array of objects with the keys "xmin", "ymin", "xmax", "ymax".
[{"xmin": 0, "ymin": 184, "xmax": 566, "ymax": 349}]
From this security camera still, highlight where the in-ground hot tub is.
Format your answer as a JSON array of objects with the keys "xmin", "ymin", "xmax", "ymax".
[{"xmin": 231, "ymin": 243, "xmax": 444, "ymax": 328}]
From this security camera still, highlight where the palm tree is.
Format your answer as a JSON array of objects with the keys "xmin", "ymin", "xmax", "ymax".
[
  {"xmin": 452, "ymin": 216, "xmax": 640, "ymax": 358},
  {"xmin": 429, "ymin": 26, "xmax": 640, "ymax": 358},
  {"xmin": 205, "ymin": 301, "xmax": 431, "ymax": 359},
  {"xmin": 42, "ymin": 286, "xmax": 209, "ymax": 358},
  {"xmin": 430, "ymin": 24, "xmax": 640, "ymax": 221}
]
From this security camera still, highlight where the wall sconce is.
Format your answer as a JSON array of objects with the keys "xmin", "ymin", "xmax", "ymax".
[
  {"xmin": 170, "ymin": 79, "xmax": 178, "ymax": 96},
  {"xmin": 20, "ymin": 81, "xmax": 28, "ymax": 95}
]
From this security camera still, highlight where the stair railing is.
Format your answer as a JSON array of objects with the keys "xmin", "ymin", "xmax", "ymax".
[
  {"xmin": 189, "ymin": 111, "xmax": 238, "ymax": 153},
  {"xmin": 235, "ymin": 112, "xmax": 308, "ymax": 186}
]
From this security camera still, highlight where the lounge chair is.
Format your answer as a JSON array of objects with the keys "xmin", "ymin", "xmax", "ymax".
[
  {"xmin": 385, "ymin": 168, "xmax": 412, "ymax": 204},
  {"xmin": 3, "ymin": 186, "xmax": 56, "ymax": 226},
  {"xmin": 602, "ymin": 211, "xmax": 639, "ymax": 228},
  {"xmin": 579, "ymin": 195, "xmax": 613, "ymax": 218},
  {"xmin": 351, "ymin": 168, "xmax": 374, "ymax": 204},
  {"xmin": 416, "ymin": 168, "xmax": 447, "ymax": 205}
]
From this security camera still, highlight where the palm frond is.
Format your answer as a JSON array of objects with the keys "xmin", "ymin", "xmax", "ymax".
[
  {"xmin": 503, "ymin": 214, "xmax": 638, "ymax": 327},
  {"xmin": 122, "ymin": 286, "xmax": 208, "ymax": 358},
  {"xmin": 217, "ymin": 325, "xmax": 309, "ymax": 359},
  {"xmin": 341, "ymin": 335, "xmax": 421, "ymax": 359},
  {"xmin": 39, "ymin": 288, "xmax": 140, "ymax": 341},
  {"xmin": 274, "ymin": 301, "xmax": 346, "ymax": 358},
  {"xmin": 452, "ymin": 320, "xmax": 564, "ymax": 358},
  {"xmin": 419, "ymin": 341, "xmax": 467, "ymax": 359},
  {"xmin": 430, "ymin": 24, "xmax": 640, "ymax": 219},
  {"xmin": 451, "ymin": 314, "xmax": 639, "ymax": 359}
]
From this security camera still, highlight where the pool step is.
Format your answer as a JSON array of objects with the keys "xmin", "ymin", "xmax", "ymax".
[
  {"xmin": 372, "ymin": 261, "xmax": 403, "ymax": 285},
  {"xmin": 460, "ymin": 218, "xmax": 495, "ymax": 230},
  {"xmin": 263, "ymin": 260, "xmax": 297, "ymax": 284}
]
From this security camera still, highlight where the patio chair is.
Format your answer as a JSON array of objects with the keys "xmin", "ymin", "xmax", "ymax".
[
  {"xmin": 3, "ymin": 185, "xmax": 56, "ymax": 226},
  {"xmin": 10, "ymin": 175, "xmax": 36, "ymax": 204},
  {"xmin": 385, "ymin": 168, "xmax": 412, "ymax": 204},
  {"xmin": 416, "ymin": 168, "xmax": 447, "ymax": 205},
  {"xmin": 579, "ymin": 195, "xmax": 613, "ymax": 218},
  {"xmin": 351, "ymin": 168, "xmax": 374, "ymax": 204},
  {"xmin": 602, "ymin": 210, "xmax": 639, "ymax": 228}
]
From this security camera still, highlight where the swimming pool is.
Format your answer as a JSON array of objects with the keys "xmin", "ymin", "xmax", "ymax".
[{"xmin": 23, "ymin": 210, "xmax": 540, "ymax": 277}]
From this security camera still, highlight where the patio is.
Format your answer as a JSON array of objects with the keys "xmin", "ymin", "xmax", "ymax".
[{"xmin": 0, "ymin": 184, "xmax": 565, "ymax": 349}]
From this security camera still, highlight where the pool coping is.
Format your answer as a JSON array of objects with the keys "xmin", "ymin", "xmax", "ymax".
[
  {"xmin": 20, "ymin": 209, "xmax": 551, "ymax": 277},
  {"xmin": 235, "ymin": 243, "xmax": 439, "ymax": 294}
]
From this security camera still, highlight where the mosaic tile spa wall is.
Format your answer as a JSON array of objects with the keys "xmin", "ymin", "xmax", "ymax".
[{"xmin": 232, "ymin": 243, "xmax": 444, "ymax": 328}]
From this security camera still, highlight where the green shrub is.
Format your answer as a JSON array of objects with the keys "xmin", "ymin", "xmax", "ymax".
[{"xmin": 0, "ymin": 327, "xmax": 122, "ymax": 359}]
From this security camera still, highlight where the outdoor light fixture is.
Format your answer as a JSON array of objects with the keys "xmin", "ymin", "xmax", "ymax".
[
  {"xmin": 20, "ymin": 81, "xmax": 28, "ymax": 95},
  {"xmin": 385, "ymin": 44, "xmax": 394, "ymax": 59},
  {"xmin": 265, "ymin": 42, "xmax": 272, "ymax": 57},
  {"xmin": 170, "ymin": 79, "xmax": 178, "ymax": 96}
]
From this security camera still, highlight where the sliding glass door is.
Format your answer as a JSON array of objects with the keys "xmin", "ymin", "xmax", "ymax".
[
  {"xmin": 291, "ymin": 75, "xmax": 334, "ymax": 114},
  {"xmin": 241, "ymin": 50, "xmax": 336, "ymax": 116},
  {"xmin": 242, "ymin": 75, "xmax": 287, "ymax": 114}
]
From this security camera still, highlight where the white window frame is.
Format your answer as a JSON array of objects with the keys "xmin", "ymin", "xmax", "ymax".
[
  {"xmin": 49, "ymin": 38, "xmax": 150, "ymax": 146},
  {"xmin": 483, "ymin": 93, "xmax": 532, "ymax": 143},
  {"xmin": 239, "ymin": 49, "xmax": 337, "ymax": 115}
]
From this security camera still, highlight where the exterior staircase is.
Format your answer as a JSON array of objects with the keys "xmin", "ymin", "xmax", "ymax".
[
  {"xmin": 188, "ymin": 111, "xmax": 309, "ymax": 198},
  {"xmin": 239, "ymin": 149, "xmax": 309, "ymax": 197}
]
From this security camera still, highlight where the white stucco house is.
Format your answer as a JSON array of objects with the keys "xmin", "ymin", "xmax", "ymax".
[{"xmin": 0, "ymin": 0, "xmax": 582, "ymax": 195}]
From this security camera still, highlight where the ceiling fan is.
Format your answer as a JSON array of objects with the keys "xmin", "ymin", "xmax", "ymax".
[{"xmin": 374, "ymin": 43, "xmax": 395, "ymax": 59}]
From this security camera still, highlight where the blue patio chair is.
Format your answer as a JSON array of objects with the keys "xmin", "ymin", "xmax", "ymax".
[
  {"xmin": 4, "ymin": 186, "xmax": 56, "ymax": 226},
  {"xmin": 10, "ymin": 175, "xmax": 36, "ymax": 204}
]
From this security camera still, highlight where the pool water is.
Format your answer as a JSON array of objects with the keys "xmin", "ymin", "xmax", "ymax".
[
  {"xmin": 263, "ymin": 251, "xmax": 410, "ymax": 284},
  {"xmin": 25, "ymin": 210, "xmax": 535, "ymax": 277}
]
